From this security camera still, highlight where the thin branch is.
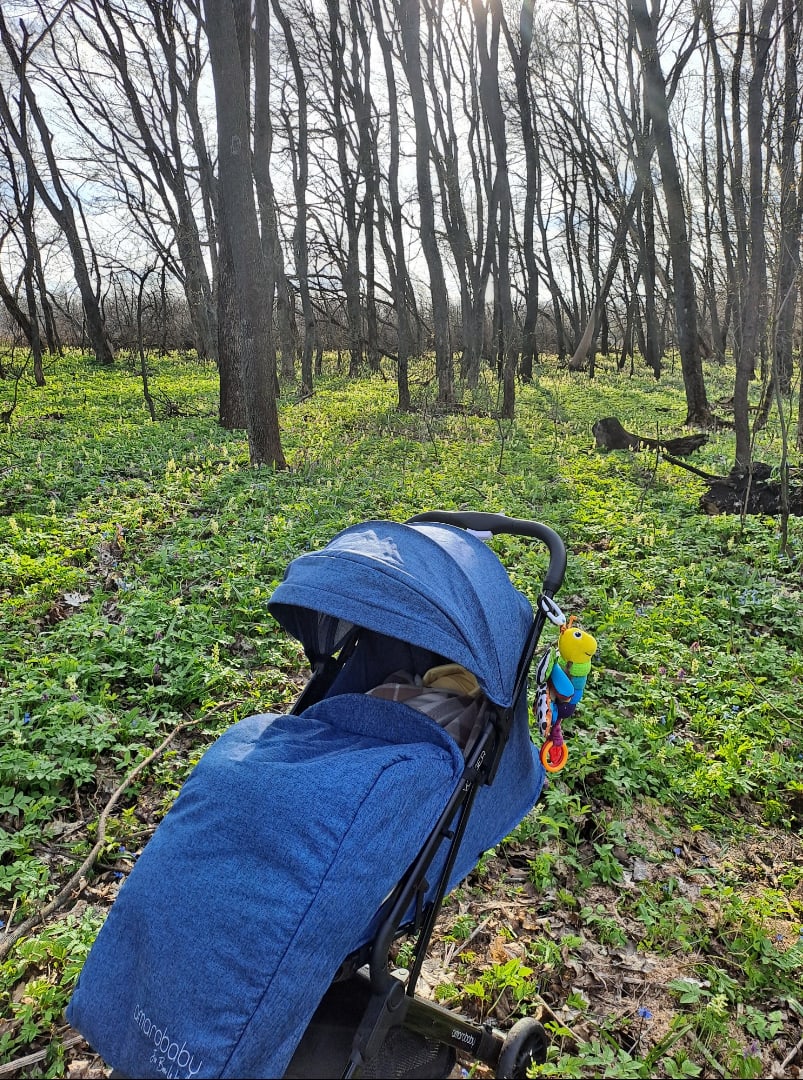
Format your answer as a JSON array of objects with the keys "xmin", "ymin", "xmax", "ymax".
[
  {"xmin": 0, "ymin": 714, "xmax": 208, "ymax": 961},
  {"xmin": 781, "ymin": 1033, "xmax": 803, "ymax": 1071},
  {"xmin": 661, "ymin": 453, "xmax": 720, "ymax": 481},
  {"xmin": 0, "ymin": 1032, "xmax": 84, "ymax": 1077}
]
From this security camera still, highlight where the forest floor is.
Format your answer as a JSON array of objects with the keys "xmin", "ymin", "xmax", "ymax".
[
  {"xmin": 1, "ymin": 351, "xmax": 801, "ymax": 1079},
  {"xmin": 51, "ymin": 793, "xmax": 802, "ymax": 1080}
]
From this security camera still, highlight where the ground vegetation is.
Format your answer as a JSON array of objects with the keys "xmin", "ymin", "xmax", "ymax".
[{"xmin": 0, "ymin": 351, "xmax": 800, "ymax": 1078}]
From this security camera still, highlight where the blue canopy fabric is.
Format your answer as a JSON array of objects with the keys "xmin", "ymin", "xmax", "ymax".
[{"xmin": 268, "ymin": 521, "xmax": 535, "ymax": 707}]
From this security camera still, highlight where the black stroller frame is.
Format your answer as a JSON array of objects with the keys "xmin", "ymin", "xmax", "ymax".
[{"xmin": 285, "ymin": 511, "xmax": 567, "ymax": 1080}]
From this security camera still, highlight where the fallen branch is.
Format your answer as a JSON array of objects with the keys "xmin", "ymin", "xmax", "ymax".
[
  {"xmin": 781, "ymin": 1033, "xmax": 803, "ymax": 1071},
  {"xmin": 661, "ymin": 453, "xmax": 720, "ymax": 482},
  {"xmin": 442, "ymin": 916, "xmax": 493, "ymax": 968},
  {"xmin": 1, "ymin": 699, "xmax": 246, "ymax": 960},
  {"xmin": 592, "ymin": 416, "xmax": 709, "ymax": 457},
  {"xmin": 0, "ymin": 1032, "xmax": 84, "ymax": 1077},
  {"xmin": 0, "ymin": 715, "xmax": 207, "ymax": 961},
  {"xmin": 152, "ymin": 390, "xmax": 213, "ymax": 419}
]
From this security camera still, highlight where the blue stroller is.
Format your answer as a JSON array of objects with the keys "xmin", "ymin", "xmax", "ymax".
[{"xmin": 66, "ymin": 511, "xmax": 567, "ymax": 1079}]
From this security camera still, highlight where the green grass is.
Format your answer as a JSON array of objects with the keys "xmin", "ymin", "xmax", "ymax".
[{"xmin": 0, "ymin": 349, "xmax": 801, "ymax": 1078}]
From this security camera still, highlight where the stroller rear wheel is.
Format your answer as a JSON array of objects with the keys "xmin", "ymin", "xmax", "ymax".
[{"xmin": 495, "ymin": 1017, "xmax": 548, "ymax": 1079}]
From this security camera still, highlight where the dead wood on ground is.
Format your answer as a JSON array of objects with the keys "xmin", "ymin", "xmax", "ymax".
[
  {"xmin": 592, "ymin": 417, "xmax": 802, "ymax": 515},
  {"xmin": 592, "ymin": 416, "xmax": 709, "ymax": 457}
]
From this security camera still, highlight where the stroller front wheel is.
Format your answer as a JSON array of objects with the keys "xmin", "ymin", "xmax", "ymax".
[{"xmin": 495, "ymin": 1017, "xmax": 549, "ymax": 1079}]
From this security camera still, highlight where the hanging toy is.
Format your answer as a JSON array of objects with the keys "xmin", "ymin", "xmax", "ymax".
[{"xmin": 534, "ymin": 616, "xmax": 597, "ymax": 773}]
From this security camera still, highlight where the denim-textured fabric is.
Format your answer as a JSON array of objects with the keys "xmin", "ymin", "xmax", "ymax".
[
  {"xmin": 396, "ymin": 688, "xmax": 545, "ymax": 924},
  {"xmin": 268, "ymin": 521, "xmax": 534, "ymax": 707},
  {"xmin": 67, "ymin": 519, "xmax": 551, "ymax": 1079},
  {"xmin": 66, "ymin": 696, "xmax": 464, "ymax": 1079},
  {"xmin": 268, "ymin": 519, "xmax": 547, "ymax": 913}
]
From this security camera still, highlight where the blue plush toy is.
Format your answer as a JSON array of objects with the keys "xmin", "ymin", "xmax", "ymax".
[{"xmin": 534, "ymin": 617, "xmax": 597, "ymax": 772}]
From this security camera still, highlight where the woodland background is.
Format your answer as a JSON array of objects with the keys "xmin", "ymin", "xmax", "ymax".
[
  {"xmin": 0, "ymin": 0, "xmax": 802, "ymax": 466},
  {"xmin": 1, "ymin": 0, "xmax": 802, "ymax": 1078}
]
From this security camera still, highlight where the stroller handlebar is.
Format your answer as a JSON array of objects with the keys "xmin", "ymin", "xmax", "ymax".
[{"xmin": 406, "ymin": 510, "xmax": 567, "ymax": 596}]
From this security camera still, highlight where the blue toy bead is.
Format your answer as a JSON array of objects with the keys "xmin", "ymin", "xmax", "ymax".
[
  {"xmin": 568, "ymin": 673, "xmax": 587, "ymax": 706},
  {"xmin": 550, "ymin": 664, "xmax": 574, "ymax": 699}
]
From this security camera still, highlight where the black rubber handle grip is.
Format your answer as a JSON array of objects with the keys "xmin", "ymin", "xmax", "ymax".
[{"xmin": 406, "ymin": 510, "xmax": 567, "ymax": 596}]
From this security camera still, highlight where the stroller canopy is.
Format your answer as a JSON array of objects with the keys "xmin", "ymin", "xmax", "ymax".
[{"xmin": 268, "ymin": 520, "xmax": 535, "ymax": 707}]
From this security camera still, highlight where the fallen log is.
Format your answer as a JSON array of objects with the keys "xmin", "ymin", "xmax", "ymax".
[
  {"xmin": 663, "ymin": 455, "xmax": 803, "ymax": 516},
  {"xmin": 592, "ymin": 416, "xmax": 709, "ymax": 457},
  {"xmin": 592, "ymin": 417, "xmax": 802, "ymax": 514}
]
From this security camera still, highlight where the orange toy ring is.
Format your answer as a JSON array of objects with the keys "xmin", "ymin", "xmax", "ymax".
[{"xmin": 540, "ymin": 740, "xmax": 568, "ymax": 773}]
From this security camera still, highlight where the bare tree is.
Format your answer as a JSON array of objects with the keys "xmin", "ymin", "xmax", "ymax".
[
  {"xmin": 43, "ymin": 1, "xmax": 218, "ymax": 364},
  {"xmin": 774, "ymin": 0, "xmax": 802, "ymax": 400},
  {"xmin": 202, "ymin": 0, "xmax": 285, "ymax": 467},
  {"xmin": 628, "ymin": 0, "xmax": 712, "ymax": 425},
  {"xmin": 421, "ymin": 1, "xmax": 488, "ymax": 389},
  {"xmin": 253, "ymin": 0, "xmax": 296, "ymax": 381},
  {"xmin": 372, "ymin": 0, "xmax": 416, "ymax": 409},
  {"xmin": 0, "ymin": 9, "xmax": 115, "ymax": 366},
  {"xmin": 396, "ymin": 0, "xmax": 454, "ymax": 405},
  {"xmin": 0, "ymin": 138, "xmax": 47, "ymax": 382},
  {"xmin": 502, "ymin": 0, "xmax": 541, "ymax": 382},
  {"xmin": 733, "ymin": 0, "xmax": 777, "ymax": 468},
  {"xmin": 472, "ymin": 0, "xmax": 518, "ymax": 415},
  {"xmin": 272, "ymin": 0, "xmax": 317, "ymax": 395},
  {"xmin": 319, "ymin": 0, "xmax": 366, "ymax": 376}
]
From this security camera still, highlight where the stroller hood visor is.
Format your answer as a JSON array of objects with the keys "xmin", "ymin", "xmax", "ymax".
[{"xmin": 268, "ymin": 520, "xmax": 535, "ymax": 707}]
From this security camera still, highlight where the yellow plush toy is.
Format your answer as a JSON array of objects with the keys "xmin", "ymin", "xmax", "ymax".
[{"xmin": 534, "ymin": 617, "xmax": 597, "ymax": 773}]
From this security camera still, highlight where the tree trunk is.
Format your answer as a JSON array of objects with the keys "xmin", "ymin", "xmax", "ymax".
[
  {"xmin": 372, "ymin": 0, "xmax": 414, "ymax": 410},
  {"xmin": 216, "ymin": 202, "xmax": 247, "ymax": 429},
  {"xmin": 698, "ymin": 47, "xmax": 726, "ymax": 363},
  {"xmin": 629, "ymin": 0, "xmax": 711, "ymax": 425},
  {"xmin": 774, "ymin": 0, "xmax": 802, "ymax": 396},
  {"xmin": 204, "ymin": 0, "xmax": 285, "ymax": 467},
  {"xmin": 637, "ymin": 119, "xmax": 662, "ymax": 378},
  {"xmin": 567, "ymin": 178, "xmax": 646, "ymax": 372},
  {"xmin": 397, "ymin": 0, "xmax": 454, "ymax": 405},
  {"xmin": 325, "ymin": 0, "xmax": 364, "ymax": 378},
  {"xmin": 473, "ymin": 0, "xmax": 516, "ymax": 417},
  {"xmin": 701, "ymin": 0, "xmax": 737, "ymax": 364},
  {"xmin": 504, "ymin": 2, "xmax": 540, "ymax": 382},
  {"xmin": 0, "ymin": 270, "xmax": 35, "ymax": 350},
  {"xmin": 733, "ymin": 0, "xmax": 776, "ymax": 468},
  {"xmin": 14, "ymin": 151, "xmax": 46, "ymax": 384},
  {"xmin": 272, "ymin": 0, "xmax": 316, "ymax": 396},
  {"xmin": 422, "ymin": 5, "xmax": 484, "ymax": 390},
  {"xmin": 349, "ymin": 0, "xmax": 381, "ymax": 374}
]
